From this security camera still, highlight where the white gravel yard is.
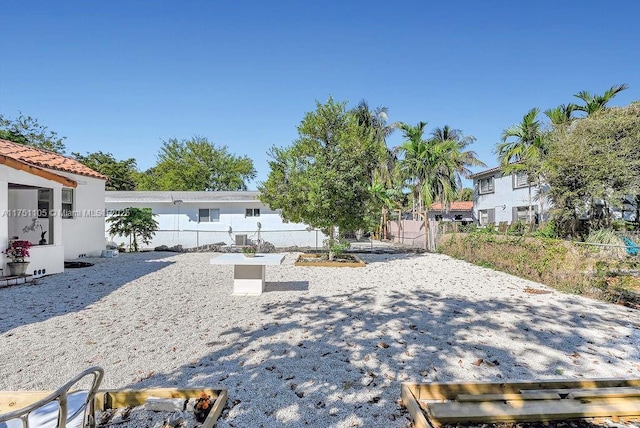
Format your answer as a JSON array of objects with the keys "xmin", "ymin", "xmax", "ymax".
[{"xmin": 1, "ymin": 251, "xmax": 639, "ymax": 427}]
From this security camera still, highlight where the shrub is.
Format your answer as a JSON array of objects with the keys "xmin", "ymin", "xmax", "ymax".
[{"xmin": 586, "ymin": 229, "xmax": 625, "ymax": 259}]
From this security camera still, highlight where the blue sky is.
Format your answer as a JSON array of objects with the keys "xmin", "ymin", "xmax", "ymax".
[{"xmin": 1, "ymin": 1, "xmax": 638, "ymax": 188}]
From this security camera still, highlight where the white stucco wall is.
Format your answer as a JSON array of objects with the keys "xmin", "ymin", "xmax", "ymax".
[
  {"xmin": 105, "ymin": 200, "xmax": 325, "ymax": 249},
  {"xmin": 474, "ymin": 172, "xmax": 551, "ymax": 224},
  {"xmin": 56, "ymin": 174, "xmax": 107, "ymax": 259},
  {"xmin": 0, "ymin": 165, "xmax": 65, "ymax": 276}
]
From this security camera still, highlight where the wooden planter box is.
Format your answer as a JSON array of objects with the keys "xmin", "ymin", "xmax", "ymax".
[
  {"xmin": 294, "ymin": 253, "xmax": 365, "ymax": 268},
  {"xmin": 96, "ymin": 387, "xmax": 227, "ymax": 428},
  {"xmin": 402, "ymin": 379, "xmax": 640, "ymax": 428},
  {"xmin": 0, "ymin": 387, "xmax": 227, "ymax": 428}
]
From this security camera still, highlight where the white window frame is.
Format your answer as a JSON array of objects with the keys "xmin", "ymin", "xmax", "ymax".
[
  {"xmin": 198, "ymin": 208, "xmax": 220, "ymax": 223},
  {"xmin": 61, "ymin": 188, "xmax": 74, "ymax": 219},
  {"xmin": 478, "ymin": 177, "xmax": 494, "ymax": 194},
  {"xmin": 514, "ymin": 205, "xmax": 537, "ymax": 223},
  {"xmin": 479, "ymin": 210, "xmax": 489, "ymax": 226},
  {"xmin": 513, "ymin": 172, "xmax": 529, "ymax": 189},
  {"xmin": 245, "ymin": 208, "xmax": 260, "ymax": 217}
]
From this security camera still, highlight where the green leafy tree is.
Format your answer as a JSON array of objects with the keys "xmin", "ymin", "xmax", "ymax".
[
  {"xmin": 72, "ymin": 151, "xmax": 139, "ymax": 190},
  {"xmin": 137, "ymin": 136, "xmax": 256, "ymax": 191},
  {"xmin": 107, "ymin": 208, "xmax": 159, "ymax": 252},
  {"xmin": 259, "ymin": 98, "xmax": 385, "ymax": 259},
  {"xmin": 0, "ymin": 113, "xmax": 66, "ymax": 153},
  {"xmin": 543, "ymin": 102, "xmax": 640, "ymax": 235}
]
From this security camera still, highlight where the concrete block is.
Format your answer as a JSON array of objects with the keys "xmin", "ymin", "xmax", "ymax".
[{"xmin": 144, "ymin": 397, "xmax": 186, "ymax": 412}]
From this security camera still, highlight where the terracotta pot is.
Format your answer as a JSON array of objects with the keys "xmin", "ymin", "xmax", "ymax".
[{"xmin": 7, "ymin": 262, "xmax": 30, "ymax": 276}]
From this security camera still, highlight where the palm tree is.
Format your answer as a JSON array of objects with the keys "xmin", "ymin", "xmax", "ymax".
[
  {"xmin": 397, "ymin": 122, "xmax": 483, "ymax": 213},
  {"xmin": 495, "ymin": 108, "xmax": 545, "ymax": 173},
  {"xmin": 430, "ymin": 125, "xmax": 477, "ymax": 148},
  {"xmin": 544, "ymin": 104, "xmax": 577, "ymax": 127},
  {"xmin": 495, "ymin": 108, "xmax": 547, "ymax": 223},
  {"xmin": 573, "ymin": 83, "xmax": 629, "ymax": 116},
  {"xmin": 430, "ymin": 125, "xmax": 485, "ymax": 194},
  {"xmin": 353, "ymin": 100, "xmax": 399, "ymax": 187}
]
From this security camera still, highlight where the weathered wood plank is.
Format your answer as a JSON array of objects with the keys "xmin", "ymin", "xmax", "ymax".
[
  {"xmin": 456, "ymin": 392, "xmax": 561, "ymax": 402},
  {"xmin": 405, "ymin": 379, "xmax": 640, "ymax": 400},
  {"xmin": 427, "ymin": 397, "xmax": 640, "ymax": 424},
  {"xmin": 0, "ymin": 391, "xmax": 52, "ymax": 412},
  {"xmin": 401, "ymin": 383, "xmax": 432, "ymax": 428},
  {"xmin": 568, "ymin": 387, "xmax": 640, "ymax": 399},
  {"xmin": 104, "ymin": 387, "xmax": 223, "ymax": 409},
  {"xmin": 202, "ymin": 389, "xmax": 227, "ymax": 428}
]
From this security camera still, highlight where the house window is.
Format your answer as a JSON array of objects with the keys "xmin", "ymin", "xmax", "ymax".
[
  {"xmin": 61, "ymin": 188, "xmax": 74, "ymax": 219},
  {"xmin": 198, "ymin": 208, "xmax": 220, "ymax": 223},
  {"xmin": 478, "ymin": 208, "xmax": 495, "ymax": 226},
  {"xmin": 245, "ymin": 208, "xmax": 260, "ymax": 217},
  {"xmin": 38, "ymin": 189, "xmax": 51, "ymax": 218},
  {"xmin": 513, "ymin": 172, "xmax": 529, "ymax": 189},
  {"xmin": 478, "ymin": 177, "xmax": 494, "ymax": 194},
  {"xmin": 513, "ymin": 206, "xmax": 537, "ymax": 223}
]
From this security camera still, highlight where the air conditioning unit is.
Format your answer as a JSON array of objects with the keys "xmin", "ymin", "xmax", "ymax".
[{"xmin": 235, "ymin": 234, "xmax": 248, "ymax": 246}]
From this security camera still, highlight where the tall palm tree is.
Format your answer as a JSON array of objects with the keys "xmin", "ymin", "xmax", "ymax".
[
  {"xmin": 495, "ymin": 108, "xmax": 545, "ymax": 173},
  {"xmin": 430, "ymin": 125, "xmax": 477, "ymax": 148},
  {"xmin": 495, "ymin": 108, "xmax": 547, "ymax": 223},
  {"xmin": 397, "ymin": 122, "xmax": 483, "ymax": 212},
  {"xmin": 573, "ymin": 83, "xmax": 629, "ymax": 116},
  {"xmin": 430, "ymin": 125, "xmax": 485, "ymax": 191},
  {"xmin": 353, "ymin": 100, "xmax": 399, "ymax": 187}
]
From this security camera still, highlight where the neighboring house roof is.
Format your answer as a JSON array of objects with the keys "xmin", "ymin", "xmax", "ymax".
[
  {"xmin": 0, "ymin": 138, "xmax": 107, "ymax": 180},
  {"xmin": 105, "ymin": 191, "xmax": 261, "ymax": 203},
  {"xmin": 430, "ymin": 201, "xmax": 473, "ymax": 211},
  {"xmin": 469, "ymin": 162, "xmax": 525, "ymax": 179},
  {"xmin": 469, "ymin": 165, "xmax": 502, "ymax": 179}
]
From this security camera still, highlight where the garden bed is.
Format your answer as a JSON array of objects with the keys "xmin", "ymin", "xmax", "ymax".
[
  {"xmin": 96, "ymin": 387, "xmax": 227, "ymax": 428},
  {"xmin": 0, "ymin": 387, "xmax": 227, "ymax": 428},
  {"xmin": 294, "ymin": 253, "xmax": 366, "ymax": 267},
  {"xmin": 401, "ymin": 379, "xmax": 640, "ymax": 428}
]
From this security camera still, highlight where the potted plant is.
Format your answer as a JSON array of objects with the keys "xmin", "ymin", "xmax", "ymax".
[
  {"xmin": 4, "ymin": 238, "xmax": 33, "ymax": 276},
  {"xmin": 22, "ymin": 218, "xmax": 47, "ymax": 245},
  {"xmin": 241, "ymin": 244, "xmax": 257, "ymax": 258}
]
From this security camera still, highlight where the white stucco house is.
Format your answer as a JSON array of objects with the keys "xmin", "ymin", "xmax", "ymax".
[
  {"xmin": 470, "ymin": 165, "xmax": 551, "ymax": 226},
  {"xmin": 105, "ymin": 191, "xmax": 327, "ymax": 250},
  {"xmin": 0, "ymin": 138, "xmax": 107, "ymax": 277}
]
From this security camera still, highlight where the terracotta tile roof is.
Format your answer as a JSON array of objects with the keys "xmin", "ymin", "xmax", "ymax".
[
  {"xmin": 430, "ymin": 201, "xmax": 474, "ymax": 211},
  {"xmin": 0, "ymin": 138, "xmax": 107, "ymax": 180}
]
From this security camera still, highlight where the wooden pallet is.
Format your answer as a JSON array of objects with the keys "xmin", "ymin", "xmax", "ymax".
[{"xmin": 401, "ymin": 379, "xmax": 640, "ymax": 427}]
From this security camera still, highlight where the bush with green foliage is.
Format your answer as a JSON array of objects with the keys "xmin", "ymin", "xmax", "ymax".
[{"xmin": 107, "ymin": 208, "xmax": 159, "ymax": 252}]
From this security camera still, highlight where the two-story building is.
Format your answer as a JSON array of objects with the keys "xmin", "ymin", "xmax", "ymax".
[{"xmin": 470, "ymin": 166, "xmax": 551, "ymax": 226}]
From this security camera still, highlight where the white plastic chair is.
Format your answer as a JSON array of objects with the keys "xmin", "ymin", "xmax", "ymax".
[{"xmin": 0, "ymin": 366, "xmax": 104, "ymax": 428}]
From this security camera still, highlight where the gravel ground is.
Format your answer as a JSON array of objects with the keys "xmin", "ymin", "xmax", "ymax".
[{"xmin": 1, "ymin": 251, "xmax": 639, "ymax": 427}]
